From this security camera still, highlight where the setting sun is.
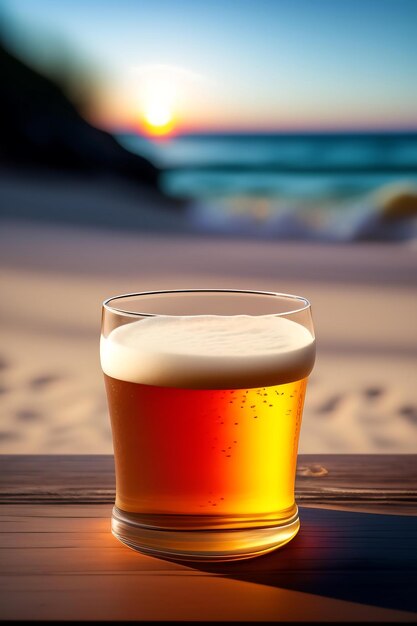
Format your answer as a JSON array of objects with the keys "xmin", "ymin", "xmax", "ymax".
[
  {"xmin": 142, "ymin": 102, "xmax": 175, "ymax": 136},
  {"xmin": 128, "ymin": 64, "xmax": 208, "ymax": 137},
  {"xmin": 136, "ymin": 69, "xmax": 179, "ymax": 136}
]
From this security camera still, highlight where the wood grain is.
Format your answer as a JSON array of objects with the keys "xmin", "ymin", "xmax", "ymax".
[
  {"xmin": 0, "ymin": 503, "xmax": 416, "ymax": 621},
  {"xmin": 0, "ymin": 454, "xmax": 416, "ymax": 506},
  {"xmin": 1, "ymin": 455, "xmax": 416, "ymax": 621}
]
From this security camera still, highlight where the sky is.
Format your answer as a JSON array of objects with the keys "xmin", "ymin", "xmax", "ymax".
[{"xmin": 2, "ymin": 0, "xmax": 417, "ymax": 134}]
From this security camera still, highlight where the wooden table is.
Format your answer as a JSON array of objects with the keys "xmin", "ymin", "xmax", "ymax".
[{"xmin": 1, "ymin": 455, "xmax": 416, "ymax": 622}]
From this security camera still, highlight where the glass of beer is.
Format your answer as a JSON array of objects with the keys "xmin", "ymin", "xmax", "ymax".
[{"xmin": 101, "ymin": 289, "xmax": 315, "ymax": 561}]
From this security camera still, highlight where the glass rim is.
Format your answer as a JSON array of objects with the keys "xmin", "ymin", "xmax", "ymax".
[{"xmin": 102, "ymin": 289, "xmax": 311, "ymax": 318}]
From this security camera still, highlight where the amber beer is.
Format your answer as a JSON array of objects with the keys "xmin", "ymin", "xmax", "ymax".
[
  {"xmin": 104, "ymin": 375, "xmax": 307, "ymax": 519},
  {"xmin": 101, "ymin": 310, "xmax": 315, "ymax": 559}
]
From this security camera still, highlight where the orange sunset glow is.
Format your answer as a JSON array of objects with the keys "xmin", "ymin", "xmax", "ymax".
[
  {"xmin": 141, "ymin": 104, "xmax": 176, "ymax": 136},
  {"xmin": 136, "ymin": 68, "xmax": 180, "ymax": 136}
]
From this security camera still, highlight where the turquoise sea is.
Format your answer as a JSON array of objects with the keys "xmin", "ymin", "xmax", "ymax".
[{"xmin": 116, "ymin": 132, "xmax": 417, "ymax": 240}]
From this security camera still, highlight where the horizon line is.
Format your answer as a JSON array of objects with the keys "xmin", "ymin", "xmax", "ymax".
[{"xmin": 111, "ymin": 125, "xmax": 417, "ymax": 137}]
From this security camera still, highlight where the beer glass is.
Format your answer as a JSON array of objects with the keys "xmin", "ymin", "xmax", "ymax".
[{"xmin": 101, "ymin": 289, "xmax": 315, "ymax": 561}]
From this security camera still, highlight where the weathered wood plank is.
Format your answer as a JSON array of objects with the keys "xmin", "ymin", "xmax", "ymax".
[
  {"xmin": 1, "ymin": 456, "xmax": 417, "ymax": 621},
  {"xmin": 0, "ymin": 504, "xmax": 416, "ymax": 622},
  {"xmin": 1, "ymin": 454, "xmax": 416, "ymax": 505},
  {"xmin": 2, "ymin": 573, "xmax": 414, "ymax": 622}
]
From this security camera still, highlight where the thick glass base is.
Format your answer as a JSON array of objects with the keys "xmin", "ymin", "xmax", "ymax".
[{"xmin": 111, "ymin": 506, "xmax": 300, "ymax": 561}]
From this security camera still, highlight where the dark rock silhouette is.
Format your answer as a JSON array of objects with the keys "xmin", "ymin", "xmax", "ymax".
[{"xmin": 0, "ymin": 40, "xmax": 160, "ymax": 189}]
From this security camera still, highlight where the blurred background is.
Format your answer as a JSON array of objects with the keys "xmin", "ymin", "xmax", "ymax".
[{"xmin": 0, "ymin": 0, "xmax": 416, "ymax": 454}]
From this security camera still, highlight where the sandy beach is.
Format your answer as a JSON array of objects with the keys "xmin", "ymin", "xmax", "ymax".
[{"xmin": 1, "ymin": 173, "xmax": 416, "ymax": 454}]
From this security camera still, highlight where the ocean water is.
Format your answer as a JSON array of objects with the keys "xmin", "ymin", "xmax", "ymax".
[{"xmin": 116, "ymin": 132, "xmax": 417, "ymax": 240}]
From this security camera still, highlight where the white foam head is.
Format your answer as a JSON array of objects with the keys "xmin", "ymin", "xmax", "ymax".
[{"xmin": 101, "ymin": 315, "xmax": 315, "ymax": 389}]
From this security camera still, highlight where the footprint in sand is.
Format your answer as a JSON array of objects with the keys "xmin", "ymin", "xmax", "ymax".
[
  {"xmin": 315, "ymin": 394, "xmax": 344, "ymax": 416},
  {"xmin": 363, "ymin": 386, "xmax": 385, "ymax": 400},
  {"xmin": 0, "ymin": 431, "xmax": 21, "ymax": 441},
  {"xmin": 399, "ymin": 405, "xmax": 417, "ymax": 425},
  {"xmin": 15, "ymin": 408, "xmax": 42, "ymax": 422},
  {"xmin": 370, "ymin": 433, "xmax": 400, "ymax": 449},
  {"xmin": 29, "ymin": 374, "xmax": 61, "ymax": 390}
]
